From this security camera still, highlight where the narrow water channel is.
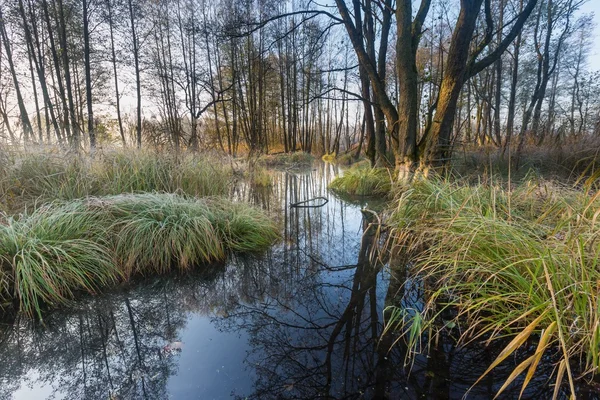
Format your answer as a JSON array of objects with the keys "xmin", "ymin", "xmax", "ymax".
[{"xmin": 0, "ymin": 163, "xmax": 575, "ymax": 399}]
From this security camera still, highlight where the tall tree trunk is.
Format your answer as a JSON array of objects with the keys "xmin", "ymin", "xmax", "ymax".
[
  {"xmin": 493, "ymin": 0, "xmax": 504, "ymax": 148},
  {"xmin": 503, "ymin": 0, "xmax": 523, "ymax": 157},
  {"xmin": 83, "ymin": 0, "xmax": 95, "ymax": 149},
  {"xmin": 26, "ymin": 38, "xmax": 42, "ymax": 142},
  {"xmin": 0, "ymin": 6, "xmax": 33, "ymax": 142},
  {"xmin": 373, "ymin": 0, "xmax": 392, "ymax": 167},
  {"xmin": 424, "ymin": 0, "xmax": 485, "ymax": 167},
  {"xmin": 106, "ymin": 0, "xmax": 126, "ymax": 146},
  {"xmin": 396, "ymin": 0, "xmax": 427, "ymax": 173},
  {"xmin": 57, "ymin": 0, "xmax": 79, "ymax": 149},
  {"xmin": 128, "ymin": 0, "xmax": 142, "ymax": 148},
  {"xmin": 42, "ymin": 0, "xmax": 71, "ymax": 143}
]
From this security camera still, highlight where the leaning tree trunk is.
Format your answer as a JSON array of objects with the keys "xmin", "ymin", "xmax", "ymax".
[
  {"xmin": 424, "ymin": 0, "xmax": 485, "ymax": 169},
  {"xmin": 0, "ymin": 6, "xmax": 33, "ymax": 142},
  {"xmin": 425, "ymin": 0, "xmax": 538, "ymax": 169},
  {"xmin": 503, "ymin": 0, "xmax": 523, "ymax": 158},
  {"xmin": 83, "ymin": 0, "xmax": 95, "ymax": 150},
  {"xmin": 128, "ymin": 0, "xmax": 142, "ymax": 148}
]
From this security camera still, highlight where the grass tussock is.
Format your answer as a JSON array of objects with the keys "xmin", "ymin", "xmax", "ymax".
[
  {"xmin": 329, "ymin": 165, "xmax": 393, "ymax": 197},
  {"xmin": 258, "ymin": 152, "xmax": 314, "ymax": 168},
  {"xmin": 387, "ymin": 176, "xmax": 600, "ymax": 398},
  {"xmin": 0, "ymin": 148, "xmax": 232, "ymax": 212},
  {"xmin": 0, "ymin": 193, "xmax": 279, "ymax": 318}
]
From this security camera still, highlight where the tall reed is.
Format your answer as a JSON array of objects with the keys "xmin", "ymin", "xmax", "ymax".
[{"xmin": 0, "ymin": 148, "xmax": 232, "ymax": 212}]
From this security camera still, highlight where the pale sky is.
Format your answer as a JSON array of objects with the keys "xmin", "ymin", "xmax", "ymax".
[{"xmin": 580, "ymin": 2, "xmax": 600, "ymax": 68}]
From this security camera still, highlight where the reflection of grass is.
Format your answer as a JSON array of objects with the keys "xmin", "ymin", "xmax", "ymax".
[
  {"xmin": 386, "ymin": 176, "xmax": 600, "ymax": 397},
  {"xmin": 245, "ymin": 165, "xmax": 272, "ymax": 187},
  {"xmin": 258, "ymin": 152, "xmax": 314, "ymax": 168},
  {"xmin": 329, "ymin": 165, "xmax": 393, "ymax": 197},
  {"xmin": 0, "ymin": 148, "xmax": 232, "ymax": 212},
  {"xmin": 0, "ymin": 193, "xmax": 279, "ymax": 318}
]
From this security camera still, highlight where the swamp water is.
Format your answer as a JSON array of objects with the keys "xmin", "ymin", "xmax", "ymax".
[{"xmin": 0, "ymin": 163, "xmax": 583, "ymax": 399}]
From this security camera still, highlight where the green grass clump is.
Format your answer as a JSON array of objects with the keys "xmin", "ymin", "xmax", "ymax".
[
  {"xmin": 0, "ymin": 203, "xmax": 119, "ymax": 318},
  {"xmin": 387, "ymin": 176, "xmax": 600, "ymax": 398},
  {"xmin": 321, "ymin": 152, "xmax": 366, "ymax": 165},
  {"xmin": 210, "ymin": 200, "xmax": 280, "ymax": 252},
  {"xmin": 336, "ymin": 152, "xmax": 364, "ymax": 166},
  {"xmin": 0, "ymin": 193, "xmax": 278, "ymax": 318},
  {"xmin": 104, "ymin": 194, "xmax": 225, "ymax": 276},
  {"xmin": 329, "ymin": 165, "xmax": 393, "ymax": 197}
]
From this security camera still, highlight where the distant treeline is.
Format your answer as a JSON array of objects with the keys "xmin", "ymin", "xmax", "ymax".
[{"xmin": 0, "ymin": 0, "xmax": 598, "ymax": 168}]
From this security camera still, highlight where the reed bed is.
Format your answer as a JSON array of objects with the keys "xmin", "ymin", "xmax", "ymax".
[
  {"xmin": 0, "ymin": 193, "xmax": 279, "ymax": 319},
  {"xmin": 454, "ymin": 139, "xmax": 600, "ymax": 182},
  {"xmin": 0, "ymin": 148, "xmax": 232, "ymax": 212},
  {"xmin": 387, "ymin": 176, "xmax": 600, "ymax": 398},
  {"xmin": 329, "ymin": 164, "xmax": 393, "ymax": 197}
]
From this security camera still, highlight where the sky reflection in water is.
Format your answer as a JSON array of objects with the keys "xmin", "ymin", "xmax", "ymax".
[{"xmin": 0, "ymin": 163, "xmax": 577, "ymax": 399}]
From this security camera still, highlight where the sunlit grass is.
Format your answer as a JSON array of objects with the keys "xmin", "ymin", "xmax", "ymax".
[
  {"xmin": 386, "ymin": 175, "xmax": 600, "ymax": 398},
  {"xmin": 321, "ymin": 153, "xmax": 336, "ymax": 163},
  {"xmin": 329, "ymin": 164, "xmax": 393, "ymax": 197},
  {"xmin": 453, "ymin": 139, "xmax": 600, "ymax": 182},
  {"xmin": 336, "ymin": 152, "xmax": 365, "ymax": 166}
]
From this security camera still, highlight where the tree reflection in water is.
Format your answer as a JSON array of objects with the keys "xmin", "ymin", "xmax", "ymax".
[{"xmin": 0, "ymin": 164, "xmax": 584, "ymax": 399}]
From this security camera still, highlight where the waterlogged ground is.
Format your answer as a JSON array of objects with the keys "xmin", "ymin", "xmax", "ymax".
[{"xmin": 0, "ymin": 163, "xmax": 580, "ymax": 399}]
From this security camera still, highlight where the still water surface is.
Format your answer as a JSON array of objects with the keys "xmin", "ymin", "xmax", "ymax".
[{"xmin": 0, "ymin": 163, "xmax": 579, "ymax": 399}]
